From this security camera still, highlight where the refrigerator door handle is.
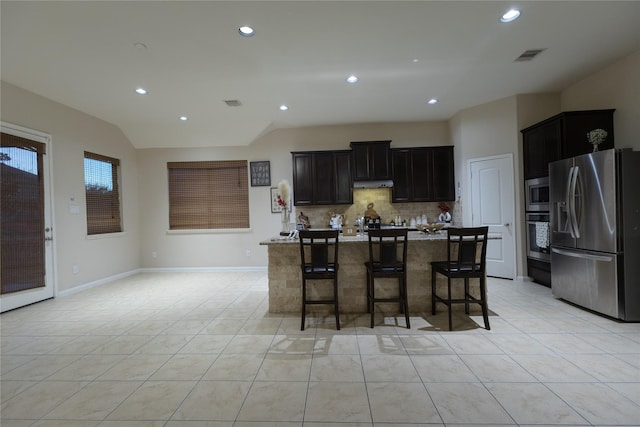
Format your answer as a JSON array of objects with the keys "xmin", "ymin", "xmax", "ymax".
[
  {"xmin": 568, "ymin": 165, "xmax": 580, "ymax": 238},
  {"xmin": 565, "ymin": 166, "xmax": 575, "ymax": 238},
  {"xmin": 551, "ymin": 247, "xmax": 614, "ymax": 262}
]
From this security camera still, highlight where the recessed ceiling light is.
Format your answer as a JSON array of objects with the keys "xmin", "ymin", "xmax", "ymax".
[
  {"xmin": 133, "ymin": 42, "xmax": 147, "ymax": 50},
  {"xmin": 279, "ymin": 105, "xmax": 289, "ymax": 111},
  {"xmin": 346, "ymin": 75, "xmax": 359, "ymax": 83},
  {"xmin": 427, "ymin": 98, "xmax": 438, "ymax": 105},
  {"xmin": 500, "ymin": 9, "xmax": 521, "ymax": 23},
  {"xmin": 412, "ymin": 59, "xmax": 420, "ymax": 63},
  {"xmin": 135, "ymin": 87, "xmax": 148, "ymax": 95},
  {"xmin": 238, "ymin": 26, "xmax": 255, "ymax": 37},
  {"xmin": 179, "ymin": 116, "xmax": 188, "ymax": 121}
]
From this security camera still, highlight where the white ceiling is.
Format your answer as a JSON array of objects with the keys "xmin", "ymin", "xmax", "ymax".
[{"xmin": 2, "ymin": 1, "xmax": 639, "ymax": 149}]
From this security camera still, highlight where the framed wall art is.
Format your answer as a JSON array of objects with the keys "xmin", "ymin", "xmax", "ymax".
[
  {"xmin": 271, "ymin": 187, "xmax": 291, "ymax": 213},
  {"xmin": 250, "ymin": 161, "xmax": 271, "ymax": 187}
]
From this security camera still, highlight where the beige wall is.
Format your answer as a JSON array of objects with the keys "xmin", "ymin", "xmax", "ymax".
[
  {"xmin": 561, "ymin": 49, "xmax": 640, "ymax": 150},
  {"xmin": 138, "ymin": 122, "xmax": 450, "ymax": 268},
  {"xmin": 1, "ymin": 82, "xmax": 140, "ymax": 293},
  {"xmin": 448, "ymin": 96, "xmax": 526, "ymax": 278}
]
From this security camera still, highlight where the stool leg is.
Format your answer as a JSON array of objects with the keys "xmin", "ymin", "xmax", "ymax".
[
  {"xmin": 403, "ymin": 275, "xmax": 410, "ymax": 329},
  {"xmin": 480, "ymin": 276, "xmax": 490, "ymax": 330},
  {"xmin": 334, "ymin": 276, "xmax": 340, "ymax": 330},
  {"xmin": 431, "ymin": 269, "xmax": 437, "ymax": 315},
  {"xmin": 398, "ymin": 277, "xmax": 404, "ymax": 314},
  {"xmin": 447, "ymin": 277, "xmax": 453, "ymax": 331},
  {"xmin": 301, "ymin": 279, "xmax": 306, "ymax": 331},
  {"xmin": 464, "ymin": 278, "xmax": 470, "ymax": 314},
  {"xmin": 369, "ymin": 274, "xmax": 375, "ymax": 328},
  {"xmin": 366, "ymin": 270, "xmax": 371, "ymax": 313}
]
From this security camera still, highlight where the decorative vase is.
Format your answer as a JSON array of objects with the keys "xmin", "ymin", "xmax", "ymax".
[
  {"xmin": 592, "ymin": 143, "xmax": 599, "ymax": 152},
  {"xmin": 281, "ymin": 209, "xmax": 290, "ymax": 232}
]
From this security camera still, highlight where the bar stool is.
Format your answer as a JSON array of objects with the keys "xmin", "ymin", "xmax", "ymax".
[
  {"xmin": 431, "ymin": 226, "xmax": 490, "ymax": 330},
  {"xmin": 299, "ymin": 229, "xmax": 340, "ymax": 330},
  {"xmin": 365, "ymin": 228, "xmax": 410, "ymax": 328}
]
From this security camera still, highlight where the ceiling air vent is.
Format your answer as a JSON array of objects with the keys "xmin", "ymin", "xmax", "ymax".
[
  {"xmin": 514, "ymin": 49, "xmax": 546, "ymax": 62},
  {"xmin": 224, "ymin": 100, "xmax": 242, "ymax": 107}
]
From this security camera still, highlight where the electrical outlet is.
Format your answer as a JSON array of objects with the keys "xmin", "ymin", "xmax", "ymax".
[
  {"xmin": 72, "ymin": 264, "xmax": 79, "ymax": 274},
  {"xmin": 245, "ymin": 249, "xmax": 251, "ymax": 257},
  {"xmin": 152, "ymin": 251, "xmax": 158, "ymax": 259}
]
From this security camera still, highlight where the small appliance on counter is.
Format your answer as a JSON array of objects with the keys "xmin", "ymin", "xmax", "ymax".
[{"xmin": 366, "ymin": 217, "xmax": 382, "ymax": 229}]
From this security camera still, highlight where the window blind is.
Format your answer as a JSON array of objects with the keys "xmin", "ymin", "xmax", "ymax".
[
  {"xmin": 84, "ymin": 151, "xmax": 122, "ymax": 235},
  {"xmin": 167, "ymin": 160, "xmax": 249, "ymax": 229}
]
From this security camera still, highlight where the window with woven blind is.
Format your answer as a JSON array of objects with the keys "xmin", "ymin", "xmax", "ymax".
[
  {"xmin": 167, "ymin": 160, "xmax": 249, "ymax": 230},
  {"xmin": 84, "ymin": 152, "xmax": 122, "ymax": 235}
]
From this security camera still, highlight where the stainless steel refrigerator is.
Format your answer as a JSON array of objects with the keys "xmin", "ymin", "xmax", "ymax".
[{"xmin": 549, "ymin": 148, "xmax": 640, "ymax": 321}]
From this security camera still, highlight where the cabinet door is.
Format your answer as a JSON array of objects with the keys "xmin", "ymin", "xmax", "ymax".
[
  {"xmin": 429, "ymin": 146, "xmax": 455, "ymax": 201},
  {"xmin": 313, "ymin": 152, "xmax": 335, "ymax": 204},
  {"xmin": 351, "ymin": 144, "xmax": 370, "ymax": 181},
  {"xmin": 292, "ymin": 153, "xmax": 313, "ymax": 206},
  {"xmin": 351, "ymin": 141, "xmax": 391, "ymax": 180},
  {"xmin": 391, "ymin": 149, "xmax": 410, "ymax": 202},
  {"xmin": 391, "ymin": 146, "xmax": 455, "ymax": 203},
  {"xmin": 333, "ymin": 151, "xmax": 353, "ymax": 204},
  {"xmin": 369, "ymin": 142, "xmax": 391, "ymax": 179},
  {"xmin": 523, "ymin": 122, "xmax": 561, "ymax": 179},
  {"xmin": 410, "ymin": 149, "xmax": 430, "ymax": 201}
]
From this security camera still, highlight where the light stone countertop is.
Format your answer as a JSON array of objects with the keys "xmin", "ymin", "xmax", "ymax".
[{"xmin": 260, "ymin": 229, "xmax": 448, "ymax": 245}]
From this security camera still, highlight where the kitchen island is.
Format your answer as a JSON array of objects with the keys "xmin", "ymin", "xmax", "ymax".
[{"xmin": 260, "ymin": 230, "xmax": 482, "ymax": 314}]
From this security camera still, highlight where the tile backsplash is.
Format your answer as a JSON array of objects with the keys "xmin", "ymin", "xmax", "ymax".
[{"xmin": 293, "ymin": 188, "xmax": 458, "ymax": 228}]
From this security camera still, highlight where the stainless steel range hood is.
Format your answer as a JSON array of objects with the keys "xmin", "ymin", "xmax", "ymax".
[{"xmin": 353, "ymin": 179, "xmax": 394, "ymax": 189}]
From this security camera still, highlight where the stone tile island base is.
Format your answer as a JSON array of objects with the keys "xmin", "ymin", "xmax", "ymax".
[{"xmin": 260, "ymin": 232, "xmax": 485, "ymax": 315}]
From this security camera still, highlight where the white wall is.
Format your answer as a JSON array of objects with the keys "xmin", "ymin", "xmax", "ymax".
[{"xmin": 1, "ymin": 82, "xmax": 140, "ymax": 292}]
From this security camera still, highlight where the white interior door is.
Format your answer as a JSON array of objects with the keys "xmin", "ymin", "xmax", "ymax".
[
  {"xmin": 1, "ymin": 123, "xmax": 55, "ymax": 312},
  {"xmin": 469, "ymin": 154, "xmax": 515, "ymax": 279}
]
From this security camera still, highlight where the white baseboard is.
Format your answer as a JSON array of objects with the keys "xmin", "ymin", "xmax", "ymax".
[
  {"xmin": 56, "ymin": 266, "xmax": 268, "ymax": 298},
  {"xmin": 139, "ymin": 266, "xmax": 268, "ymax": 273},
  {"xmin": 57, "ymin": 269, "xmax": 142, "ymax": 297}
]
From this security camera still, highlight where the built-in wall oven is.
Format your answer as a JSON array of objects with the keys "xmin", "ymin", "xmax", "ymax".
[
  {"xmin": 526, "ymin": 212, "xmax": 550, "ymax": 262},
  {"xmin": 525, "ymin": 176, "xmax": 550, "ymax": 212}
]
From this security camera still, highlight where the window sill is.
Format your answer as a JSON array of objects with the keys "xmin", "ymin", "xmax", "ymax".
[
  {"xmin": 166, "ymin": 228, "xmax": 253, "ymax": 235},
  {"xmin": 86, "ymin": 231, "xmax": 127, "ymax": 240}
]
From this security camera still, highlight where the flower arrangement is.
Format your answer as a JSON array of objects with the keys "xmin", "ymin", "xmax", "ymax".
[
  {"xmin": 587, "ymin": 128, "xmax": 608, "ymax": 147},
  {"xmin": 277, "ymin": 179, "xmax": 290, "ymax": 209},
  {"xmin": 438, "ymin": 202, "xmax": 450, "ymax": 213}
]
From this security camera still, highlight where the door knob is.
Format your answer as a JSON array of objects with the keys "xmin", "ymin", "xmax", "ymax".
[{"xmin": 504, "ymin": 223, "xmax": 510, "ymax": 227}]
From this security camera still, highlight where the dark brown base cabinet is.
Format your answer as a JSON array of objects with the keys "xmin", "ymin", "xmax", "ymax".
[
  {"xmin": 391, "ymin": 146, "xmax": 455, "ymax": 203},
  {"xmin": 527, "ymin": 257, "xmax": 551, "ymax": 287},
  {"xmin": 522, "ymin": 109, "xmax": 615, "ymax": 179},
  {"xmin": 292, "ymin": 151, "xmax": 353, "ymax": 206}
]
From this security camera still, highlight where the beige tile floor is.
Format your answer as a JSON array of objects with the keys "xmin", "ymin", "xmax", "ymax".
[{"xmin": 2, "ymin": 271, "xmax": 640, "ymax": 426}]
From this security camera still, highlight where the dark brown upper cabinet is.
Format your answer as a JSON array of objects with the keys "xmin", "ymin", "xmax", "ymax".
[
  {"xmin": 522, "ymin": 109, "xmax": 615, "ymax": 179},
  {"xmin": 350, "ymin": 141, "xmax": 391, "ymax": 181},
  {"xmin": 291, "ymin": 150, "xmax": 353, "ymax": 206},
  {"xmin": 391, "ymin": 146, "xmax": 455, "ymax": 203}
]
